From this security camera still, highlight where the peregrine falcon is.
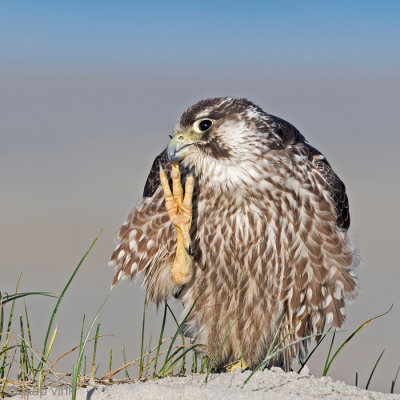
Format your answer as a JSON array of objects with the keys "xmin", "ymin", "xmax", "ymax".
[{"xmin": 110, "ymin": 97, "xmax": 359, "ymax": 371}]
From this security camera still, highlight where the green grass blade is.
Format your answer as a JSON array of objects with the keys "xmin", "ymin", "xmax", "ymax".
[
  {"xmin": 192, "ymin": 351, "xmax": 198, "ymax": 373},
  {"xmin": 244, "ymin": 330, "xmax": 328, "ymax": 386},
  {"xmin": 1, "ymin": 347, "xmax": 17, "ymax": 397},
  {"xmin": 80, "ymin": 315, "xmax": 86, "ymax": 348},
  {"xmin": 144, "ymin": 335, "xmax": 152, "ymax": 377},
  {"xmin": 0, "ymin": 297, "xmax": 4, "ymax": 383},
  {"xmin": 165, "ymin": 304, "xmax": 186, "ymax": 373},
  {"xmin": 0, "ymin": 298, "xmax": 16, "ymax": 379},
  {"xmin": 205, "ymin": 311, "xmax": 243, "ymax": 383},
  {"xmin": 45, "ymin": 325, "xmax": 58, "ymax": 360},
  {"xmin": 266, "ymin": 317, "xmax": 284, "ymax": 358},
  {"xmin": 122, "ymin": 344, "xmax": 129, "ymax": 379},
  {"xmin": 0, "ymin": 292, "xmax": 56, "ymax": 306},
  {"xmin": 72, "ymin": 290, "xmax": 112, "ymax": 400},
  {"xmin": 23, "ymin": 301, "xmax": 35, "ymax": 378},
  {"xmin": 246, "ymin": 317, "xmax": 308, "ymax": 383},
  {"xmin": 355, "ymin": 371, "xmax": 358, "ymax": 387},
  {"xmin": 390, "ymin": 366, "xmax": 400, "ymax": 393},
  {"xmin": 92, "ymin": 323, "xmax": 100, "ymax": 383},
  {"xmin": 109, "ymin": 349, "xmax": 112, "ymax": 374},
  {"xmin": 323, "ymin": 307, "xmax": 392, "ymax": 376},
  {"xmin": 18, "ymin": 320, "xmax": 24, "ymax": 381},
  {"xmin": 162, "ymin": 342, "xmax": 203, "ymax": 375},
  {"xmin": 38, "ymin": 232, "xmax": 101, "ymax": 383},
  {"xmin": 19, "ymin": 314, "xmax": 31, "ymax": 379},
  {"xmin": 0, "ymin": 344, "xmax": 23, "ymax": 357},
  {"xmin": 322, "ymin": 329, "xmax": 336, "ymax": 376},
  {"xmin": 164, "ymin": 344, "xmax": 200, "ymax": 375},
  {"xmin": 70, "ymin": 314, "xmax": 85, "ymax": 388},
  {"xmin": 298, "ymin": 328, "xmax": 330, "ymax": 373},
  {"xmin": 268, "ymin": 317, "xmax": 312, "ymax": 367},
  {"xmin": 72, "ymin": 363, "xmax": 79, "ymax": 399},
  {"xmin": 200, "ymin": 355, "xmax": 208, "ymax": 374},
  {"xmin": 161, "ymin": 296, "xmax": 199, "ymax": 376},
  {"xmin": 0, "ymin": 295, "xmax": 4, "ymax": 342},
  {"xmin": 365, "ymin": 349, "xmax": 385, "ymax": 390},
  {"xmin": 166, "ymin": 303, "xmax": 185, "ymax": 343},
  {"xmin": 139, "ymin": 297, "xmax": 147, "ymax": 378}
]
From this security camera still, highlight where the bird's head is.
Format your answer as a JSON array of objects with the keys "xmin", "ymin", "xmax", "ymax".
[{"xmin": 167, "ymin": 97, "xmax": 271, "ymax": 169}]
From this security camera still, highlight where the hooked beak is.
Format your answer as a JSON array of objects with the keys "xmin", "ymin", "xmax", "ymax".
[{"xmin": 167, "ymin": 128, "xmax": 202, "ymax": 162}]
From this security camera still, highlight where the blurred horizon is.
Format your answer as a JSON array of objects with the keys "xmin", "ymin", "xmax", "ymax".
[{"xmin": 1, "ymin": 0, "xmax": 400, "ymax": 394}]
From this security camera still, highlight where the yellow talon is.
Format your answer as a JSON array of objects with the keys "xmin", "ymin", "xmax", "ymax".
[
  {"xmin": 225, "ymin": 360, "xmax": 248, "ymax": 372},
  {"xmin": 159, "ymin": 162, "xmax": 194, "ymax": 285}
]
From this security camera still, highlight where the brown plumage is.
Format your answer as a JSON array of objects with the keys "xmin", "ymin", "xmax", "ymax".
[{"xmin": 109, "ymin": 97, "xmax": 359, "ymax": 370}]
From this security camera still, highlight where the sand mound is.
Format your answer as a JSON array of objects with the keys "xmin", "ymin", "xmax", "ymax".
[{"xmin": 12, "ymin": 367, "xmax": 400, "ymax": 399}]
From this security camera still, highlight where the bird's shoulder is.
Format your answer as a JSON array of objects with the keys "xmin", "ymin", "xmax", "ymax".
[
  {"xmin": 306, "ymin": 144, "xmax": 350, "ymax": 230},
  {"xmin": 265, "ymin": 114, "xmax": 306, "ymax": 148},
  {"xmin": 264, "ymin": 115, "xmax": 350, "ymax": 230}
]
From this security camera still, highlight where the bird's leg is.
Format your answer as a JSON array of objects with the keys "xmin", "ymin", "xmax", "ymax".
[{"xmin": 159, "ymin": 162, "xmax": 194, "ymax": 285}]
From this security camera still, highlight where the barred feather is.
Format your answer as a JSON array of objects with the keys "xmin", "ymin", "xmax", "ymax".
[{"xmin": 110, "ymin": 97, "xmax": 359, "ymax": 370}]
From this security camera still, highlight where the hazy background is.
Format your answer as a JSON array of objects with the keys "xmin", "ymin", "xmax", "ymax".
[{"xmin": 1, "ymin": 0, "xmax": 399, "ymax": 393}]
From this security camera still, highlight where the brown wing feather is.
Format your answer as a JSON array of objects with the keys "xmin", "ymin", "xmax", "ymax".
[
  {"xmin": 110, "ymin": 151, "xmax": 180, "ymax": 304},
  {"xmin": 143, "ymin": 149, "xmax": 170, "ymax": 198},
  {"xmin": 305, "ymin": 144, "xmax": 350, "ymax": 230},
  {"xmin": 273, "ymin": 124, "xmax": 357, "ymax": 361},
  {"xmin": 293, "ymin": 144, "xmax": 357, "ymax": 338},
  {"xmin": 268, "ymin": 115, "xmax": 350, "ymax": 230}
]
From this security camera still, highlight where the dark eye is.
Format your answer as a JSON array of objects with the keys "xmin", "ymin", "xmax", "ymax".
[
  {"xmin": 198, "ymin": 119, "xmax": 213, "ymax": 132},
  {"xmin": 193, "ymin": 118, "xmax": 215, "ymax": 134}
]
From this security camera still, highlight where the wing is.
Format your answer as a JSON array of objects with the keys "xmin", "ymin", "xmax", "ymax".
[
  {"xmin": 303, "ymin": 142, "xmax": 356, "ymax": 316},
  {"xmin": 269, "ymin": 117, "xmax": 358, "ymax": 354},
  {"xmin": 110, "ymin": 150, "xmax": 179, "ymax": 304},
  {"xmin": 305, "ymin": 144, "xmax": 350, "ymax": 230},
  {"xmin": 268, "ymin": 114, "xmax": 350, "ymax": 230}
]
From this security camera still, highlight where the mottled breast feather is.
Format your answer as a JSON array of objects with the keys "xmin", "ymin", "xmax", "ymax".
[{"xmin": 110, "ymin": 97, "xmax": 358, "ymax": 372}]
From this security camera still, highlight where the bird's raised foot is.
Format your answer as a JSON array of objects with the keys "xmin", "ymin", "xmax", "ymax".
[{"xmin": 159, "ymin": 162, "xmax": 194, "ymax": 285}]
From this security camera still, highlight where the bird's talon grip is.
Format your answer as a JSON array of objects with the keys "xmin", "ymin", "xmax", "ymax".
[{"xmin": 160, "ymin": 162, "xmax": 194, "ymax": 285}]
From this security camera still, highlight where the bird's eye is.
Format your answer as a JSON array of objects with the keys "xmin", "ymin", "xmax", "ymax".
[
  {"xmin": 193, "ymin": 119, "xmax": 214, "ymax": 133},
  {"xmin": 199, "ymin": 119, "xmax": 212, "ymax": 131}
]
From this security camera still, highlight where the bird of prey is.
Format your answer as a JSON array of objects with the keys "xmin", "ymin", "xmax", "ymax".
[{"xmin": 110, "ymin": 97, "xmax": 358, "ymax": 371}]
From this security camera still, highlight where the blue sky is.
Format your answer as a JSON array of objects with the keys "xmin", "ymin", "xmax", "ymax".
[{"xmin": 1, "ymin": 0, "xmax": 399, "ymax": 73}]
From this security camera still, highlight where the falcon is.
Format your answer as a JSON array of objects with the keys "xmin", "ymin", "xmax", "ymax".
[{"xmin": 110, "ymin": 97, "xmax": 358, "ymax": 371}]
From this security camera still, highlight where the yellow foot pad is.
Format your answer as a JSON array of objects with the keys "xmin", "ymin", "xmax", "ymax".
[{"xmin": 159, "ymin": 162, "xmax": 194, "ymax": 285}]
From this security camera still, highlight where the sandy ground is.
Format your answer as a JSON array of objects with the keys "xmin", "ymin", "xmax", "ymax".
[{"xmin": 12, "ymin": 367, "xmax": 400, "ymax": 400}]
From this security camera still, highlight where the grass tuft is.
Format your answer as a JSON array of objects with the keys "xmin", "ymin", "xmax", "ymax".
[
  {"xmin": 0, "ymin": 234, "xmax": 397, "ymax": 396},
  {"xmin": 153, "ymin": 302, "xmax": 168, "ymax": 377},
  {"xmin": 38, "ymin": 232, "xmax": 101, "ymax": 388},
  {"xmin": 71, "ymin": 290, "xmax": 113, "ymax": 400},
  {"xmin": 322, "ymin": 306, "xmax": 392, "ymax": 377}
]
